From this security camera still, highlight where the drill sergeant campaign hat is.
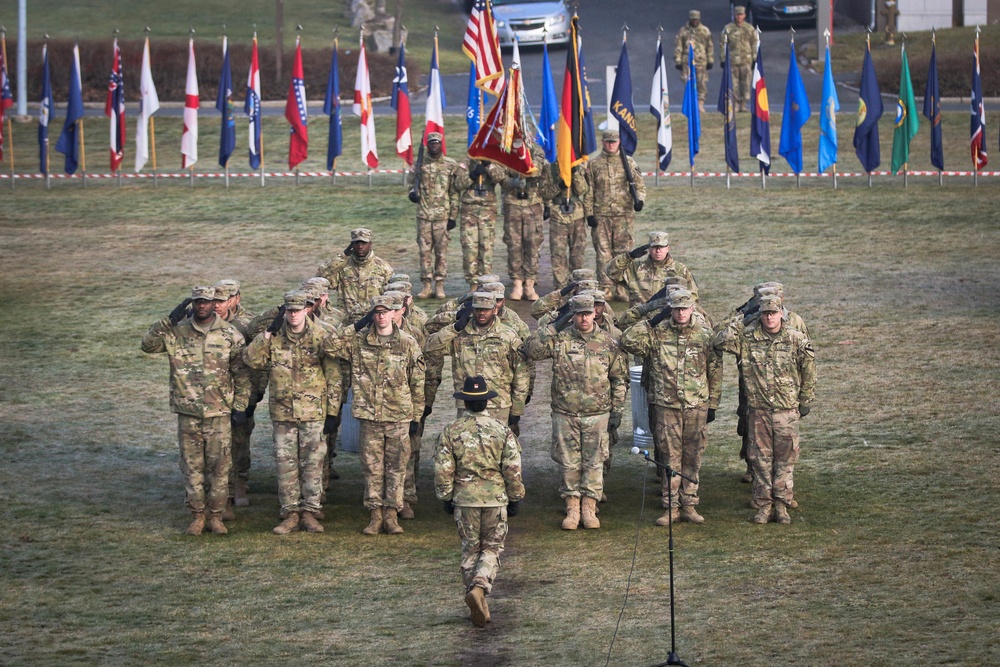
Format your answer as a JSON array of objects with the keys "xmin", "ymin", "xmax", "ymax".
[
  {"xmin": 453, "ymin": 375, "xmax": 499, "ymax": 401},
  {"xmin": 648, "ymin": 231, "xmax": 670, "ymax": 247},
  {"xmin": 370, "ymin": 294, "xmax": 401, "ymax": 311},
  {"xmin": 282, "ymin": 290, "xmax": 310, "ymax": 311},
  {"xmin": 759, "ymin": 295, "xmax": 783, "ymax": 313},
  {"xmin": 213, "ymin": 279, "xmax": 241, "ymax": 299},
  {"xmin": 351, "ymin": 228, "xmax": 373, "ymax": 243},
  {"xmin": 570, "ymin": 294, "xmax": 596, "ymax": 313},
  {"xmin": 471, "ymin": 292, "xmax": 497, "ymax": 309},
  {"xmin": 191, "ymin": 286, "xmax": 218, "ymax": 302}
]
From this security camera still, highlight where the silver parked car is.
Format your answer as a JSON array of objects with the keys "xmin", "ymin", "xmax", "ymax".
[{"xmin": 488, "ymin": 0, "xmax": 572, "ymax": 48}]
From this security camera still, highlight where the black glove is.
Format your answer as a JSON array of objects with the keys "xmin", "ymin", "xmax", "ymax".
[
  {"xmin": 649, "ymin": 307, "xmax": 673, "ymax": 327},
  {"xmin": 454, "ymin": 304, "xmax": 473, "ymax": 331},
  {"xmin": 507, "ymin": 501, "xmax": 520, "ymax": 517},
  {"xmin": 587, "ymin": 215, "xmax": 598, "ymax": 228},
  {"xmin": 343, "ymin": 243, "xmax": 354, "ymax": 256},
  {"xmin": 323, "ymin": 414, "xmax": 340, "ymax": 434},
  {"xmin": 608, "ymin": 413, "xmax": 622, "ymax": 432},
  {"xmin": 408, "ymin": 189, "xmax": 420, "ymax": 204},
  {"xmin": 266, "ymin": 306, "xmax": 286, "ymax": 334},
  {"xmin": 553, "ymin": 309, "xmax": 574, "ymax": 332},
  {"xmin": 629, "ymin": 244, "xmax": 650, "ymax": 259},
  {"xmin": 231, "ymin": 410, "xmax": 248, "ymax": 427},
  {"xmin": 245, "ymin": 402, "xmax": 257, "ymax": 420},
  {"xmin": 471, "ymin": 161, "xmax": 486, "ymax": 178},
  {"xmin": 799, "ymin": 405, "xmax": 811, "ymax": 418},
  {"xmin": 354, "ymin": 308, "xmax": 375, "ymax": 331},
  {"xmin": 421, "ymin": 404, "xmax": 433, "ymax": 423},
  {"xmin": 447, "ymin": 219, "xmax": 456, "ymax": 231},
  {"xmin": 168, "ymin": 298, "xmax": 193, "ymax": 325},
  {"xmin": 443, "ymin": 500, "xmax": 455, "ymax": 515},
  {"xmin": 707, "ymin": 409, "xmax": 716, "ymax": 424},
  {"xmin": 707, "ymin": 62, "xmax": 714, "ymax": 70},
  {"xmin": 675, "ymin": 63, "xmax": 682, "ymax": 71},
  {"xmin": 524, "ymin": 393, "xmax": 531, "ymax": 406},
  {"xmin": 560, "ymin": 281, "xmax": 578, "ymax": 297},
  {"xmin": 508, "ymin": 414, "xmax": 520, "ymax": 437},
  {"xmin": 647, "ymin": 287, "xmax": 667, "ymax": 303},
  {"xmin": 456, "ymin": 292, "xmax": 474, "ymax": 306},
  {"xmin": 633, "ymin": 200, "xmax": 644, "ymax": 212},
  {"xmin": 543, "ymin": 206, "xmax": 551, "ymax": 220},
  {"xmin": 409, "ymin": 421, "xmax": 420, "ymax": 437},
  {"xmin": 640, "ymin": 297, "xmax": 670, "ymax": 315}
]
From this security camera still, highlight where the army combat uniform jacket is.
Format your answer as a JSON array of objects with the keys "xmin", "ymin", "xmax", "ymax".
[
  {"xmin": 408, "ymin": 153, "xmax": 461, "ymax": 221},
  {"xmin": 583, "ymin": 150, "xmax": 647, "ymax": 218},
  {"xmin": 317, "ymin": 253, "xmax": 395, "ymax": 321},
  {"xmin": 434, "ymin": 412, "xmax": 525, "ymax": 507}
]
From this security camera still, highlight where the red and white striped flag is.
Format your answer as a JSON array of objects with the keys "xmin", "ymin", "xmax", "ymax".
[
  {"xmin": 425, "ymin": 34, "xmax": 446, "ymax": 152},
  {"xmin": 105, "ymin": 38, "xmax": 126, "ymax": 172},
  {"xmin": 353, "ymin": 37, "xmax": 378, "ymax": 169},
  {"xmin": 463, "ymin": 0, "xmax": 505, "ymax": 95},
  {"xmin": 181, "ymin": 38, "xmax": 199, "ymax": 169}
]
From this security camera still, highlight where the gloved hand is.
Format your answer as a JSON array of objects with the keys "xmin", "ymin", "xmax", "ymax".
[
  {"xmin": 508, "ymin": 414, "xmax": 521, "ymax": 437},
  {"xmin": 421, "ymin": 404, "xmax": 433, "ymax": 424},
  {"xmin": 266, "ymin": 306, "xmax": 286, "ymax": 334},
  {"xmin": 443, "ymin": 500, "xmax": 455, "ymax": 515},
  {"xmin": 707, "ymin": 408, "xmax": 716, "ymax": 423},
  {"xmin": 409, "ymin": 421, "xmax": 420, "ymax": 437},
  {"xmin": 168, "ymin": 298, "xmax": 193, "ymax": 325},
  {"xmin": 447, "ymin": 219, "xmax": 456, "ymax": 231},
  {"xmin": 608, "ymin": 413, "xmax": 622, "ymax": 433},
  {"xmin": 629, "ymin": 244, "xmax": 651, "ymax": 259},
  {"xmin": 245, "ymin": 403, "xmax": 257, "ymax": 420},
  {"xmin": 639, "ymin": 297, "xmax": 670, "ymax": 315},
  {"xmin": 799, "ymin": 405, "xmax": 810, "ymax": 418},
  {"xmin": 408, "ymin": 189, "xmax": 420, "ymax": 204},
  {"xmin": 560, "ymin": 281, "xmax": 578, "ymax": 296},
  {"xmin": 553, "ymin": 309, "xmax": 574, "ymax": 332},
  {"xmin": 507, "ymin": 501, "xmax": 520, "ymax": 517},
  {"xmin": 471, "ymin": 161, "xmax": 486, "ymax": 178},
  {"xmin": 231, "ymin": 410, "xmax": 248, "ymax": 427},
  {"xmin": 707, "ymin": 62, "xmax": 714, "ymax": 70},
  {"xmin": 587, "ymin": 215, "xmax": 598, "ymax": 228},
  {"xmin": 543, "ymin": 206, "xmax": 551, "ymax": 220},
  {"xmin": 633, "ymin": 200, "xmax": 644, "ymax": 212},
  {"xmin": 649, "ymin": 307, "xmax": 673, "ymax": 327},
  {"xmin": 456, "ymin": 292, "xmax": 474, "ymax": 306},
  {"xmin": 524, "ymin": 393, "xmax": 532, "ymax": 406},
  {"xmin": 675, "ymin": 63, "xmax": 682, "ymax": 71},
  {"xmin": 343, "ymin": 243, "xmax": 354, "ymax": 256},
  {"xmin": 454, "ymin": 304, "xmax": 473, "ymax": 331},
  {"xmin": 354, "ymin": 308, "xmax": 375, "ymax": 331},
  {"xmin": 323, "ymin": 414, "xmax": 340, "ymax": 434}
]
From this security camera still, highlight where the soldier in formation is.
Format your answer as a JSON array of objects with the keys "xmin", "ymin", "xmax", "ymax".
[
  {"xmin": 317, "ymin": 228, "xmax": 395, "ymax": 321},
  {"xmin": 501, "ymin": 145, "xmax": 549, "ymax": 301},
  {"xmin": 722, "ymin": 6, "xmax": 757, "ymax": 112},
  {"xmin": 408, "ymin": 133, "xmax": 460, "ymax": 299},
  {"xmin": 541, "ymin": 163, "xmax": 590, "ymax": 291},
  {"xmin": 607, "ymin": 231, "xmax": 699, "ymax": 307},
  {"xmin": 675, "ymin": 9, "xmax": 715, "ymax": 112},
  {"xmin": 452, "ymin": 158, "xmax": 507, "ymax": 291}
]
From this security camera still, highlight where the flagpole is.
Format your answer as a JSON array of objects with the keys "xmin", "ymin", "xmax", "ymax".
[
  {"xmin": 43, "ymin": 35, "xmax": 50, "ymax": 190},
  {"xmin": 295, "ymin": 26, "xmax": 302, "ymax": 187},
  {"xmin": 79, "ymin": 119, "xmax": 87, "ymax": 188},
  {"xmin": 222, "ymin": 25, "xmax": 230, "ymax": 189},
  {"xmin": 256, "ymin": 28, "xmax": 265, "ymax": 188},
  {"xmin": 2, "ymin": 28, "xmax": 14, "ymax": 189},
  {"xmin": 655, "ymin": 26, "xmax": 662, "ymax": 187},
  {"xmin": 973, "ymin": 26, "xmax": 981, "ymax": 188}
]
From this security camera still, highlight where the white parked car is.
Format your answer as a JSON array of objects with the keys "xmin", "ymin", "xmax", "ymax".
[{"xmin": 489, "ymin": 0, "xmax": 572, "ymax": 48}]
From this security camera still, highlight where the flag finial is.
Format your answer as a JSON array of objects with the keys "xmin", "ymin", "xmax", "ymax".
[
  {"xmin": 144, "ymin": 26, "xmax": 150, "ymax": 35},
  {"xmin": 189, "ymin": 27, "xmax": 195, "ymax": 37},
  {"xmin": 622, "ymin": 23, "xmax": 629, "ymax": 42},
  {"xmin": 222, "ymin": 24, "xmax": 227, "ymax": 36},
  {"xmin": 113, "ymin": 27, "xmax": 119, "ymax": 36},
  {"xmin": 789, "ymin": 26, "xmax": 795, "ymax": 43}
]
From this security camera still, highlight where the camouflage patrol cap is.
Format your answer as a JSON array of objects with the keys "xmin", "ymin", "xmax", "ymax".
[
  {"xmin": 664, "ymin": 276, "xmax": 687, "ymax": 288},
  {"xmin": 689, "ymin": 9, "xmax": 701, "ymax": 19},
  {"xmin": 283, "ymin": 290, "xmax": 310, "ymax": 311},
  {"xmin": 575, "ymin": 280, "xmax": 600, "ymax": 294},
  {"xmin": 472, "ymin": 292, "xmax": 497, "ymax": 309},
  {"xmin": 668, "ymin": 288, "xmax": 696, "ymax": 309},
  {"xmin": 382, "ymin": 290, "xmax": 407, "ymax": 310},
  {"xmin": 213, "ymin": 279, "xmax": 241, "ymax": 299},
  {"xmin": 584, "ymin": 289, "xmax": 607, "ymax": 304},
  {"xmin": 370, "ymin": 294, "xmax": 401, "ymax": 311},
  {"xmin": 734, "ymin": 5, "xmax": 746, "ymax": 15},
  {"xmin": 302, "ymin": 277, "xmax": 331, "ymax": 294},
  {"xmin": 570, "ymin": 294, "xmax": 595, "ymax": 313},
  {"xmin": 351, "ymin": 228, "xmax": 373, "ymax": 243},
  {"xmin": 476, "ymin": 274, "xmax": 502, "ymax": 287},
  {"xmin": 759, "ymin": 295, "xmax": 783, "ymax": 313},
  {"xmin": 191, "ymin": 285, "xmax": 217, "ymax": 302},
  {"xmin": 571, "ymin": 268, "xmax": 596, "ymax": 282},
  {"xmin": 427, "ymin": 132, "xmax": 443, "ymax": 143},
  {"xmin": 757, "ymin": 286, "xmax": 782, "ymax": 299},
  {"xmin": 755, "ymin": 281, "xmax": 784, "ymax": 297},
  {"xmin": 482, "ymin": 282, "xmax": 506, "ymax": 298},
  {"xmin": 602, "ymin": 129, "xmax": 620, "ymax": 142},
  {"xmin": 666, "ymin": 283, "xmax": 687, "ymax": 294},
  {"xmin": 648, "ymin": 231, "xmax": 670, "ymax": 247},
  {"xmin": 390, "ymin": 273, "xmax": 411, "ymax": 284},
  {"xmin": 385, "ymin": 281, "xmax": 412, "ymax": 295}
]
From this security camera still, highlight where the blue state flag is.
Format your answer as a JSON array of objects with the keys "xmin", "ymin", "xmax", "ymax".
[
  {"xmin": 818, "ymin": 44, "xmax": 840, "ymax": 173},
  {"xmin": 681, "ymin": 43, "xmax": 700, "ymax": 166},
  {"xmin": 577, "ymin": 36, "xmax": 597, "ymax": 156},
  {"xmin": 779, "ymin": 39, "xmax": 811, "ymax": 174},
  {"xmin": 537, "ymin": 42, "xmax": 558, "ymax": 161},
  {"xmin": 610, "ymin": 38, "xmax": 637, "ymax": 156},
  {"xmin": 323, "ymin": 43, "xmax": 343, "ymax": 170},
  {"xmin": 466, "ymin": 63, "xmax": 481, "ymax": 147},
  {"xmin": 216, "ymin": 37, "xmax": 236, "ymax": 168},
  {"xmin": 717, "ymin": 40, "xmax": 739, "ymax": 173},
  {"xmin": 922, "ymin": 41, "xmax": 943, "ymax": 170},
  {"xmin": 39, "ymin": 45, "xmax": 53, "ymax": 174},
  {"xmin": 853, "ymin": 43, "xmax": 883, "ymax": 173},
  {"xmin": 56, "ymin": 45, "xmax": 85, "ymax": 175}
]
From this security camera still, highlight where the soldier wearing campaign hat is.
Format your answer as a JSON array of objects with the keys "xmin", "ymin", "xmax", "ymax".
[
  {"xmin": 607, "ymin": 231, "xmax": 700, "ymax": 307},
  {"xmin": 317, "ymin": 228, "xmax": 395, "ymax": 323},
  {"xmin": 408, "ymin": 132, "xmax": 461, "ymax": 299},
  {"xmin": 675, "ymin": 9, "xmax": 715, "ymax": 111},
  {"xmin": 142, "ymin": 286, "xmax": 252, "ymax": 535},
  {"xmin": 524, "ymin": 294, "xmax": 628, "ymax": 530}
]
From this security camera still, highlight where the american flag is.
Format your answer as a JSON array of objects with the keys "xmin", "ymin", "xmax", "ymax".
[
  {"xmin": 463, "ymin": 0, "xmax": 504, "ymax": 95},
  {"xmin": 105, "ymin": 38, "xmax": 126, "ymax": 172},
  {"xmin": 285, "ymin": 39, "xmax": 309, "ymax": 169}
]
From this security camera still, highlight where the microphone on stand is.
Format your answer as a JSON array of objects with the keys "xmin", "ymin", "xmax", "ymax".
[{"xmin": 631, "ymin": 446, "xmax": 649, "ymax": 457}]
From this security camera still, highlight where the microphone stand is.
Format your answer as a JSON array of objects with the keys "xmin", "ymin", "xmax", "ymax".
[{"xmin": 633, "ymin": 448, "xmax": 696, "ymax": 667}]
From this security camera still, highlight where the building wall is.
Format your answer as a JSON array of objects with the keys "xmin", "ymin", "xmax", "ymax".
[{"xmin": 897, "ymin": 0, "xmax": 988, "ymax": 31}]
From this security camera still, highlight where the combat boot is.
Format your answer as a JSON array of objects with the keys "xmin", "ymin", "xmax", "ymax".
[
  {"xmin": 362, "ymin": 508, "xmax": 383, "ymax": 535},
  {"xmin": 222, "ymin": 499, "xmax": 236, "ymax": 521},
  {"xmin": 655, "ymin": 507, "xmax": 681, "ymax": 526},
  {"xmin": 185, "ymin": 511, "xmax": 205, "ymax": 535},
  {"xmin": 234, "ymin": 478, "xmax": 250, "ymax": 507},
  {"xmin": 417, "ymin": 280, "xmax": 433, "ymax": 299},
  {"xmin": 465, "ymin": 586, "xmax": 488, "ymax": 628},
  {"xmin": 273, "ymin": 512, "xmax": 300, "ymax": 535},
  {"xmin": 698, "ymin": 100, "xmax": 705, "ymax": 114},
  {"xmin": 383, "ymin": 508, "xmax": 405, "ymax": 534},
  {"xmin": 300, "ymin": 511, "xmax": 325, "ymax": 533},
  {"xmin": 206, "ymin": 512, "xmax": 228, "ymax": 534},
  {"xmin": 753, "ymin": 504, "xmax": 773, "ymax": 524},
  {"xmin": 741, "ymin": 462, "xmax": 753, "ymax": 483},
  {"xmin": 398, "ymin": 501, "xmax": 415, "ymax": 520},
  {"xmin": 681, "ymin": 506, "xmax": 705, "ymax": 524},
  {"xmin": 774, "ymin": 504, "xmax": 792, "ymax": 525},
  {"xmin": 580, "ymin": 496, "xmax": 601, "ymax": 529},
  {"xmin": 561, "ymin": 496, "xmax": 581, "ymax": 530},
  {"xmin": 523, "ymin": 279, "xmax": 539, "ymax": 301},
  {"xmin": 434, "ymin": 280, "xmax": 447, "ymax": 300},
  {"xmin": 509, "ymin": 279, "xmax": 524, "ymax": 301}
]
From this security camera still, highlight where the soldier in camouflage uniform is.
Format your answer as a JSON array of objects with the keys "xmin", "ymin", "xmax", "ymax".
[
  {"xmin": 423, "ymin": 292, "xmax": 529, "ymax": 433},
  {"xmin": 675, "ymin": 10, "xmax": 715, "ymax": 111},
  {"xmin": 714, "ymin": 295, "xmax": 816, "ymax": 525},
  {"xmin": 434, "ymin": 375, "xmax": 524, "ymax": 628},
  {"xmin": 540, "ymin": 162, "xmax": 590, "ymax": 290},
  {"xmin": 141, "ymin": 286, "xmax": 251, "ymax": 536},
  {"xmin": 302, "ymin": 276, "xmax": 347, "ymax": 329},
  {"xmin": 432, "ymin": 274, "xmax": 502, "ymax": 321},
  {"xmin": 606, "ymin": 231, "xmax": 700, "ymax": 307},
  {"xmin": 323, "ymin": 294, "xmax": 426, "ymax": 535},
  {"xmin": 584, "ymin": 130, "xmax": 647, "ymax": 302},
  {"xmin": 244, "ymin": 291, "xmax": 341, "ymax": 535},
  {"xmin": 620, "ymin": 289, "xmax": 722, "ymax": 525},
  {"xmin": 525, "ymin": 294, "xmax": 628, "ymax": 530},
  {"xmin": 722, "ymin": 6, "xmax": 757, "ymax": 112},
  {"xmin": 452, "ymin": 158, "xmax": 506, "ymax": 290},
  {"xmin": 317, "ymin": 228, "xmax": 395, "ymax": 323},
  {"xmin": 213, "ymin": 280, "xmax": 268, "ymax": 510},
  {"xmin": 501, "ymin": 144, "xmax": 548, "ymax": 301},
  {"xmin": 407, "ymin": 132, "xmax": 461, "ymax": 299}
]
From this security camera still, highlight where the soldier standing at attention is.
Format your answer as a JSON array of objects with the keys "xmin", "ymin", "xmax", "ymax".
[
  {"xmin": 434, "ymin": 376, "xmax": 524, "ymax": 628},
  {"xmin": 452, "ymin": 158, "xmax": 507, "ymax": 291},
  {"xmin": 541, "ymin": 162, "xmax": 590, "ymax": 291},
  {"xmin": 408, "ymin": 132, "xmax": 460, "ymax": 299},
  {"xmin": 714, "ymin": 295, "xmax": 816, "ymax": 525},
  {"xmin": 620, "ymin": 289, "xmax": 721, "ymax": 525},
  {"xmin": 317, "ymin": 228, "xmax": 395, "ymax": 323},
  {"xmin": 501, "ymin": 145, "xmax": 548, "ymax": 301},
  {"xmin": 675, "ymin": 10, "xmax": 715, "ymax": 112},
  {"xmin": 141, "ymin": 286, "xmax": 251, "ymax": 536},
  {"xmin": 722, "ymin": 6, "xmax": 757, "ymax": 112},
  {"xmin": 606, "ymin": 231, "xmax": 700, "ymax": 307},
  {"xmin": 524, "ymin": 294, "xmax": 628, "ymax": 530},
  {"xmin": 323, "ymin": 294, "xmax": 425, "ymax": 535},
  {"xmin": 584, "ymin": 130, "xmax": 646, "ymax": 302}
]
